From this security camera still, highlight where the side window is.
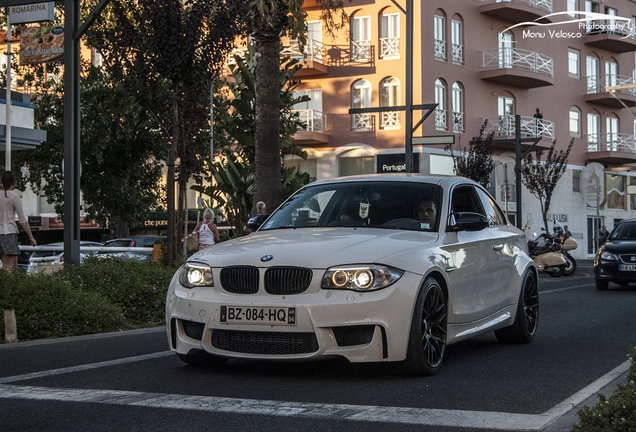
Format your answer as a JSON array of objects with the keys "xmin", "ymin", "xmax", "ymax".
[
  {"xmin": 476, "ymin": 187, "xmax": 507, "ymax": 227},
  {"xmin": 450, "ymin": 185, "xmax": 483, "ymax": 214}
]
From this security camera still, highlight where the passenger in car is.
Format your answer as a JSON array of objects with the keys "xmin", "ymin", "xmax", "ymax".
[{"xmin": 417, "ymin": 199, "xmax": 437, "ymax": 229}]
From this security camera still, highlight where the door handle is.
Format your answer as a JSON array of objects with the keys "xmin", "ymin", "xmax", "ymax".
[{"xmin": 492, "ymin": 244, "xmax": 504, "ymax": 251}]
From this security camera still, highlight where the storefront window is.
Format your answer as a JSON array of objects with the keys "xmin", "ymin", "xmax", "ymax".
[
  {"xmin": 339, "ymin": 156, "xmax": 375, "ymax": 177},
  {"xmin": 606, "ymin": 174, "xmax": 626, "ymax": 210}
]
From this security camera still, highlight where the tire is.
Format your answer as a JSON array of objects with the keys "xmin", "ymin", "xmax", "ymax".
[
  {"xmin": 177, "ymin": 349, "xmax": 228, "ymax": 366},
  {"xmin": 495, "ymin": 270, "xmax": 539, "ymax": 344},
  {"xmin": 595, "ymin": 279, "xmax": 609, "ymax": 291},
  {"xmin": 548, "ymin": 265, "xmax": 565, "ymax": 278},
  {"xmin": 563, "ymin": 255, "xmax": 577, "ymax": 277},
  {"xmin": 403, "ymin": 277, "xmax": 447, "ymax": 376}
]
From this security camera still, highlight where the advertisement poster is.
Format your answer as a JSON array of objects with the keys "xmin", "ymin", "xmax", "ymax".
[{"xmin": 20, "ymin": 25, "xmax": 64, "ymax": 64}]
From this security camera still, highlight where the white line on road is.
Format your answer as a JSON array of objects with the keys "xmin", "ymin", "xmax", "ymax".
[{"xmin": 0, "ymin": 351, "xmax": 629, "ymax": 430}]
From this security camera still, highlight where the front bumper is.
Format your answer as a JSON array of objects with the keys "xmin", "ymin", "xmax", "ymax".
[
  {"xmin": 594, "ymin": 260, "xmax": 636, "ymax": 283},
  {"xmin": 165, "ymin": 270, "xmax": 424, "ymax": 363}
]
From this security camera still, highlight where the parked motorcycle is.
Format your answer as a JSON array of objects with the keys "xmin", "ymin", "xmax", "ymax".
[
  {"xmin": 527, "ymin": 234, "xmax": 568, "ymax": 277},
  {"xmin": 552, "ymin": 224, "xmax": 578, "ymax": 276}
]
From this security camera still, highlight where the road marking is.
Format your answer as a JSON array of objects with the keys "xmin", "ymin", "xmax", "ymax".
[
  {"xmin": 541, "ymin": 283, "xmax": 595, "ymax": 294},
  {"xmin": 0, "ymin": 351, "xmax": 629, "ymax": 430}
]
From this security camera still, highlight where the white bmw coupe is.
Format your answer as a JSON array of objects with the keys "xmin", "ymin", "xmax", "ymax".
[{"xmin": 166, "ymin": 174, "xmax": 538, "ymax": 375}]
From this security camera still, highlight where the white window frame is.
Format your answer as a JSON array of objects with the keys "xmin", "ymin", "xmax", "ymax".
[
  {"xmin": 568, "ymin": 49, "xmax": 579, "ymax": 77},
  {"xmin": 451, "ymin": 20, "xmax": 463, "ymax": 64},
  {"xmin": 434, "ymin": 15, "xmax": 446, "ymax": 60},
  {"xmin": 352, "ymin": 79, "xmax": 372, "ymax": 130},
  {"xmin": 435, "ymin": 79, "xmax": 447, "ymax": 130},
  {"xmin": 569, "ymin": 107, "xmax": 581, "ymax": 137},
  {"xmin": 452, "ymin": 82, "xmax": 464, "ymax": 133},
  {"xmin": 380, "ymin": 12, "xmax": 400, "ymax": 59}
]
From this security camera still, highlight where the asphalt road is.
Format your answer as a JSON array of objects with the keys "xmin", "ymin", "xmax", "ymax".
[{"xmin": 1, "ymin": 268, "xmax": 634, "ymax": 432}]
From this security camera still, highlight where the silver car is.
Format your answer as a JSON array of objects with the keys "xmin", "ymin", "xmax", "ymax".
[
  {"xmin": 166, "ymin": 174, "xmax": 538, "ymax": 375},
  {"xmin": 27, "ymin": 241, "xmax": 103, "ymax": 274}
]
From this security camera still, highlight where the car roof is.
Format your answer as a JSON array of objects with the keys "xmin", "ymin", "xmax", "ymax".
[{"xmin": 308, "ymin": 173, "xmax": 474, "ymax": 188}]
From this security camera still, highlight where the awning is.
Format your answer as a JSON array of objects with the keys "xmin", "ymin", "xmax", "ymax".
[{"xmin": 0, "ymin": 124, "xmax": 46, "ymax": 151}]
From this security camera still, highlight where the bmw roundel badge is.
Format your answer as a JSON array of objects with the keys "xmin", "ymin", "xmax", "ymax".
[{"xmin": 261, "ymin": 255, "xmax": 274, "ymax": 262}]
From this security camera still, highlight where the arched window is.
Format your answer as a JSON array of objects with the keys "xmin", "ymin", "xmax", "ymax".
[
  {"xmin": 434, "ymin": 15, "xmax": 446, "ymax": 60},
  {"xmin": 452, "ymin": 83, "xmax": 464, "ymax": 133},
  {"xmin": 352, "ymin": 79, "xmax": 372, "ymax": 130},
  {"xmin": 569, "ymin": 107, "xmax": 581, "ymax": 137},
  {"xmin": 451, "ymin": 18, "xmax": 463, "ymax": 63},
  {"xmin": 607, "ymin": 116, "xmax": 619, "ymax": 151},
  {"xmin": 381, "ymin": 77, "xmax": 400, "ymax": 129},
  {"xmin": 380, "ymin": 12, "xmax": 400, "ymax": 58},
  {"xmin": 435, "ymin": 79, "xmax": 447, "ymax": 130}
]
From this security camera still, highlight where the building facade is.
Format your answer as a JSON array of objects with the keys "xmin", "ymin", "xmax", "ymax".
[{"xmin": 267, "ymin": 0, "xmax": 636, "ymax": 259}]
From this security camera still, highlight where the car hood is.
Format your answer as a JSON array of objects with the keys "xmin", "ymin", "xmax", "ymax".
[
  {"xmin": 191, "ymin": 228, "xmax": 439, "ymax": 270},
  {"xmin": 602, "ymin": 240, "xmax": 636, "ymax": 254}
]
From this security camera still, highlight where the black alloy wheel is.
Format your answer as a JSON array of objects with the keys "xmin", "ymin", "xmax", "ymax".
[
  {"xmin": 404, "ymin": 277, "xmax": 447, "ymax": 376},
  {"xmin": 495, "ymin": 270, "xmax": 539, "ymax": 344}
]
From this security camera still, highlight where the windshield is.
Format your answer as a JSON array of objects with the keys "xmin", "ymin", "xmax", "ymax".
[
  {"xmin": 609, "ymin": 223, "xmax": 636, "ymax": 241},
  {"xmin": 261, "ymin": 181, "xmax": 443, "ymax": 232}
]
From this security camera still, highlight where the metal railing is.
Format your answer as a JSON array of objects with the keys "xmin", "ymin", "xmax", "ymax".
[
  {"xmin": 479, "ymin": 0, "xmax": 552, "ymax": 14},
  {"xmin": 352, "ymin": 113, "xmax": 373, "ymax": 131},
  {"xmin": 281, "ymin": 39, "xmax": 325, "ymax": 62},
  {"xmin": 586, "ymin": 74, "xmax": 636, "ymax": 96},
  {"xmin": 452, "ymin": 43, "xmax": 463, "ymax": 63},
  {"xmin": 380, "ymin": 37, "xmax": 399, "ymax": 58},
  {"xmin": 452, "ymin": 111, "xmax": 465, "ymax": 133},
  {"xmin": 586, "ymin": 133, "xmax": 636, "ymax": 152},
  {"xmin": 381, "ymin": 111, "xmax": 401, "ymax": 129},
  {"xmin": 351, "ymin": 40, "xmax": 371, "ymax": 61},
  {"xmin": 482, "ymin": 115, "xmax": 555, "ymax": 139},
  {"xmin": 435, "ymin": 109, "xmax": 447, "ymax": 130},
  {"xmin": 295, "ymin": 109, "xmax": 326, "ymax": 133},
  {"xmin": 434, "ymin": 39, "xmax": 446, "ymax": 60},
  {"xmin": 482, "ymin": 48, "xmax": 553, "ymax": 77}
]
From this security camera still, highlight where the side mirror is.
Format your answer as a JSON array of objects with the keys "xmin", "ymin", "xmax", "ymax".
[
  {"xmin": 246, "ymin": 214, "xmax": 267, "ymax": 232},
  {"xmin": 450, "ymin": 212, "xmax": 489, "ymax": 232}
]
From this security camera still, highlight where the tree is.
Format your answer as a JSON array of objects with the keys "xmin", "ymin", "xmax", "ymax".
[
  {"xmin": 446, "ymin": 120, "xmax": 495, "ymax": 188},
  {"xmin": 89, "ymin": 0, "xmax": 247, "ymax": 265},
  {"xmin": 191, "ymin": 47, "xmax": 312, "ymax": 235},
  {"xmin": 248, "ymin": 0, "xmax": 347, "ymax": 212},
  {"xmin": 12, "ymin": 65, "xmax": 165, "ymax": 237},
  {"xmin": 520, "ymin": 139, "xmax": 574, "ymax": 233}
]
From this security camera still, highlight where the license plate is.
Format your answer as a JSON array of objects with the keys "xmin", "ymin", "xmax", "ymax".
[
  {"xmin": 220, "ymin": 306, "xmax": 296, "ymax": 325},
  {"xmin": 619, "ymin": 264, "xmax": 636, "ymax": 271}
]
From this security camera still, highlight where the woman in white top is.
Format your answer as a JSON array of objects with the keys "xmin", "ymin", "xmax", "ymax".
[
  {"xmin": 0, "ymin": 171, "xmax": 37, "ymax": 270},
  {"xmin": 192, "ymin": 208, "xmax": 220, "ymax": 251}
]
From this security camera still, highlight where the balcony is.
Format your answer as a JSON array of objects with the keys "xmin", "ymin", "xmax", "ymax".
[
  {"xmin": 280, "ymin": 39, "xmax": 328, "ymax": 77},
  {"xmin": 452, "ymin": 111, "xmax": 465, "ymax": 134},
  {"xmin": 480, "ymin": 48, "xmax": 554, "ymax": 88},
  {"xmin": 584, "ymin": 22, "xmax": 636, "ymax": 53},
  {"xmin": 481, "ymin": 115, "xmax": 554, "ymax": 150},
  {"xmin": 435, "ymin": 109, "xmax": 447, "ymax": 131},
  {"xmin": 292, "ymin": 109, "xmax": 329, "ymax": 145},
  {"xmin": 586, "ymin": 75, "xmax": 636, "ymax": 108},
  {"xmin": 585, "ymin": 134, "xmax": 636, "ymax": 165},
  {"xmin": 479, "ymin": 0, "xmax": 553, "ymax": 24},
  {"xmin": 352, "ymin": 40, "xmax": 372, "ymax": 63}
]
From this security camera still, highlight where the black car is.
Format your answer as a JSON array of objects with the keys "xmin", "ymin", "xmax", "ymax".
[{"xmin": 594, "ymin": 219, "xmax": 636, "ymax": 290}]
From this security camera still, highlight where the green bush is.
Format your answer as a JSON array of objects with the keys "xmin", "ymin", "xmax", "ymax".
[
  {"xmin": 0, "ymin": 257, "xmax": 177, "ymax": 341},
  {"xmin": 0, "ymin": 271, "xmax": 127, "ymax": 340},
  {"xmin": 573, "ymin": 348, "xmax": 636, "ymax": 432}
]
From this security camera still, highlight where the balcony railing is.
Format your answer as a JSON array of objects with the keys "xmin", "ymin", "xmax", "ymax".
[
  {"xmin": 434, "ymin": 39, "xmax": 446, "ymax": 60},
  {"xmin": 587, "ymin": 133, "xmax": 636, "ymax": 152},
  {"xmin": 479, "ymin": 0, "xmax": 552, "ymax": 14},
  {"xmin": 452, "ymin": 111, "xmax": 464, "ymax": 133},
  {"xmin": 482, "ymin": 115, "xmax": 555, "ymax": 139},
  {"xmin": 281, "ymin": 39, "xmax": 324, "ymax": 62},
  {"xmin": 585, "ymin": 18, "xmax": 636, "ymax": 40},
  {"xmin": 381, "ymin": 111, "xmax": 401, "ymax": 129},
  {"xmin": 482, "ymin": 48, "xmax": 553, "ymax": 77},
  {"xmin": 452, "ymin": 43, "xmax": 463, "ymax": 63},
  {"xmin": 380, "ymin": 37, "xmax": 400, "ymax": 58},
  {"xmin": 295, "ymin": 109, "xmax": 325, "ymax": 133},
  {"xmin": 435, "ymin": 109, "xmax": 447, "ymax": 130},
  {"xmin": 351, "ymin": 40, "xmax": 371, "ymax": 62},
  {"xmin": 352, "ymin": 113, "xmax": 372, "ymax": 131},
  {"xmin": 587, "ymin": 74, "xmax": 636, "ymax": 96}
]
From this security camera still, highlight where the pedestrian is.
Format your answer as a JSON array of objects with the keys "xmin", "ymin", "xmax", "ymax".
[
  {"xmin": 192, "ymin": 208, "xmax": 220, "ymax": 251},
  {"xmin": 563, "ymin": 225, "xmax": 572, "ymax": 237},
  {"xmin": 244, "ymin": 201, "xmax": 267, "ymax": 234},
  {"xmin": 596, "ymin": 225, "xmax": 609, "ymax": 247},
  {"xmin": 0, "ymin": 171, "xmax": 37, "ymax": 271},
  {"xmin": 533, "ymin": 108, "xmax": 543, "ymax": 136}
]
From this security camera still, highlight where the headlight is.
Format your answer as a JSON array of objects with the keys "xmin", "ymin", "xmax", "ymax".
[
  {"xmin": 179, "ymin": 262, "xmax": 214, "ymax": 288},
  {"xmin": 600, "ymin": 251, "xmax": 618, "ymax": 261},
  {"xmin": 322, "ymin": 265, "xmax": 404, "ymax": 292}
]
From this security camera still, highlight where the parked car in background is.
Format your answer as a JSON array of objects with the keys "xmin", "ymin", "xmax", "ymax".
[
  {"xmin": 594, "ymin": 218, "xmax": 636, "ymax": 290},
  {"xmin": 167, "ymin": 174, "xmax": 539, "ymax": 376},
  {"xmin": 98, "ymin": 235, "xmax": 164, "ymax": 262},
  {"xmin": 27, "ymin": 241, "xmax": 103, "ymax": 274}
]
